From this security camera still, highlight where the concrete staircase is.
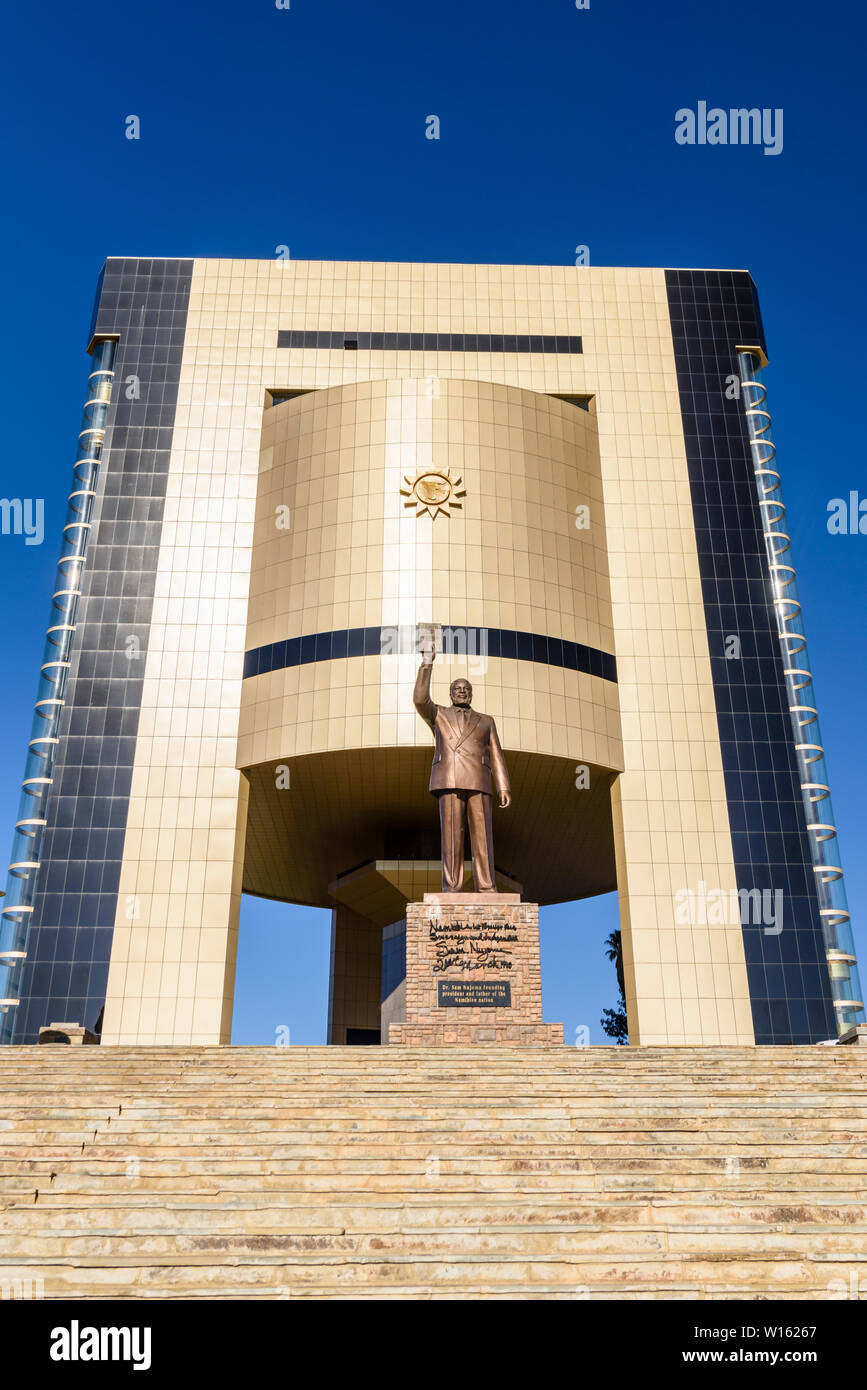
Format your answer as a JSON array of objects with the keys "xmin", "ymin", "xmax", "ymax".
[{"xmin": 0, "ymin": 1045, "xmax": 865, "ymax": 1299}]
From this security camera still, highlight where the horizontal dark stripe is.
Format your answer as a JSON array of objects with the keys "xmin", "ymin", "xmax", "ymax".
[
  {"xmin": 277, "ymin": 330, "xmax": 582, "ymax": 354},
  {"xmin": 243, "ymin": 626, "xmax": 616, "ymax": 683}
]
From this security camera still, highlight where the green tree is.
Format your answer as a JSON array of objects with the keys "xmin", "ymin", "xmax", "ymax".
[{"xmin": 601, "ymin": 929, "xmax": 628, "ymax": 1044}]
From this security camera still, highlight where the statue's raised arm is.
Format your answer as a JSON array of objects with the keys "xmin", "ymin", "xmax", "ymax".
[{"xmin": 413, "ymin": 635, "xmax": 437, "ymax": 729}]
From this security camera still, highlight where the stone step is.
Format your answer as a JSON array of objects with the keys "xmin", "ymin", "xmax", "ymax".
[
  {"xmin": 38, "ymin": 1068, "xmax": 854, "ymax": 1077},
  {"xmin": 5, "ymin": 1128, "xmax": 864, "ymax": 1153},
  {"xmin": 3, "ymin": 1094, "xmax": 865, "ymax": 1110},
  {"xmin": 0, "ymin": 1279, "xmax": 842, "ymax": 1301},
  {"xmin": 70, "ymin": 1096, "xmax": 867, "ymax": 1113},
  {"xmin": 3, "ymin": 1044, "xmax": 864, "ymax": 1299},
  {"xmin": 3, "ymin": 1059, "xmax": 860, "ymax": 1073},
  {"xmin": 4, "ymin": 1063, "xmax": 861, "ymax": 1075},
  {"xmin": 5, "ymin": 1140, "xmax": 867, "ymax": 1164},
  {"xmin": 4, "ymin": 1109, "xmax": 865, "ymax": 1130},
  {"xmin": 0, "ymin": 1252, "xmax": 862, "ymax": 1299},
  {"xmin": 5, "ymin": 1171, "xmax": 866, "ymax": 1197},
  {"xmin": 6, "ymin": 1095, "xmax": 855, "ymax": 1110},
  {"xmin": 3, "ymin": 1073, "xmax": 859, "ymax": 1085},
  {"xmin": 3, "ymin": 1225, "xmax": 867, "ymax": 1261},
  {"xmin": 5, "ymin": 1106, "xmax": 866, "ymax": 1123},
  {"xmin": 4, "ymin": 1140, "xmax": 866, "ymax": 1165},
  {"xmin": 0, "ymin": 1278, "xmax": 844, "ymax": 1300},
  {"xmin": 5, "ymin": 1141, "xmax": 859, "ymax": 1169},
  {"xmin": 2, "ymin": 1059, "xmax": 861, "ymax": 1073},
  {"xmin": 5, "ymin": 1190, "xmax": 865, "ymax": 1217},
  {"xmin": 3, "ymin": 1073, "xmax": 861, "ymax": 1083},
  {"xmin": 5, "ymin": 1191, "xmax": 863, "ymax": 1216},
  {"xmin": 1, "ymin": 1201, "xmax": 865, "ymax": 1233}
]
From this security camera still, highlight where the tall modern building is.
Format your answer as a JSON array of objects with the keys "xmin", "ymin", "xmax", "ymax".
[{"xmin": 0, "ymin": 257, "xmax": 862, "ymax": 1047}]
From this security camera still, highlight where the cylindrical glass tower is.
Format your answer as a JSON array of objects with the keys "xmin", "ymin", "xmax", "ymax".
[
  {"xmin": 0, "ymin": 338, "xmax": 117, "ymax": 1041},
  {"xmin": 738, "ymin": 349, "xmax": 864, "ymax": 1035}
]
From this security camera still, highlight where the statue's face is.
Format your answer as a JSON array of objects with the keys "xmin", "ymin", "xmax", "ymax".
[{"xmin": 450, "ymin": 679, "xmax": 472, "ymax": 707}]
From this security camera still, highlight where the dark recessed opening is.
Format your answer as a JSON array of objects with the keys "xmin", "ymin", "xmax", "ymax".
[{"xmin": 344, "ymin": 339, "xmax": 358, "ymax": 351}]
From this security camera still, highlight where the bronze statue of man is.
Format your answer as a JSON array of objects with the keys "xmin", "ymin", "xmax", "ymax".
[{"xmin": 414, "ymin": 643, "xmax": 512, "ymax": 893}]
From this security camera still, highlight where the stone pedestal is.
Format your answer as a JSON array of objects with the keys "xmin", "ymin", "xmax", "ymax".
[
  {"xmin": 37, "ymin": 1022, "xmax": 99, "ymax": 1046},
  {"xmin": 387, "ymin": 893, "xmax": 563, "ymax": 1045}
]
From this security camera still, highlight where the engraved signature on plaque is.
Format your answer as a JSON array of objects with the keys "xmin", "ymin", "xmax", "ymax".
[{"xmin": 428, "ymin": 918, "xmax": 517, "ymax": 974}]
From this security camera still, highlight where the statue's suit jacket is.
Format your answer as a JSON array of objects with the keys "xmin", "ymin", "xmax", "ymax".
[{"xmin": 413, "ymin": 664, "xmax": 511, "ymax": 798}]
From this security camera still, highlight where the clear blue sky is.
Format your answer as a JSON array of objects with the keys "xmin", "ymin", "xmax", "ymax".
[{"xmin": 2, "ymin": 0, "xmax": 864, "ymax": 1043}]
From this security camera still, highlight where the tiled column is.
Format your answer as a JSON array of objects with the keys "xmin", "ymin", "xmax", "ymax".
[
  {"xmin": 327, "ymin": 905, "xmax": 383, "ymax": 1043},
  {"xmin": 101, "ymin": 778, "xmax": 248, "ymax": 1044}
]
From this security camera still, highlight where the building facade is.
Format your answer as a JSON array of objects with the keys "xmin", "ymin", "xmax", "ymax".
[{"xmin": 0, "ymin": 257, "xmax": 861, "ymax": 1047}]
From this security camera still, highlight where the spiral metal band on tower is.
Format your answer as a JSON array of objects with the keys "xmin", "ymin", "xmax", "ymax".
[
  {"xmin": 0, "ymin": 338, "xmax": 117, "ymax": 1041},
  {"xmin": 738, "ymin": 349, "xmax": 864, "ymax": 1034}
]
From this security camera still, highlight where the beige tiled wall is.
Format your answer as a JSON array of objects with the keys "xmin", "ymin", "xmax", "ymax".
[
  {"xmin": 240, "ymin": 379, "xmax": 619, "ymax": 772},
  {"xmin": 101, "ymin": 259, "xmax": 753, "ymax": 1046}
]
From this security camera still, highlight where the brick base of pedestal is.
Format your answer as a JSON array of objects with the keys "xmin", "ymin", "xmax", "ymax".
[
  {"xmin": 387, "ymin": 893, "xmax": 563, "ymax": 1046},
  {"xmin": 389, "ymin": 1022, "xmax": 564, "ymax": 1045}
]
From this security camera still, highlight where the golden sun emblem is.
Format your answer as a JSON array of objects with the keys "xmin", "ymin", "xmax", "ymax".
[{"xmin": 400, "ymin": 469, "xmax": 467, "ymax": 519}]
